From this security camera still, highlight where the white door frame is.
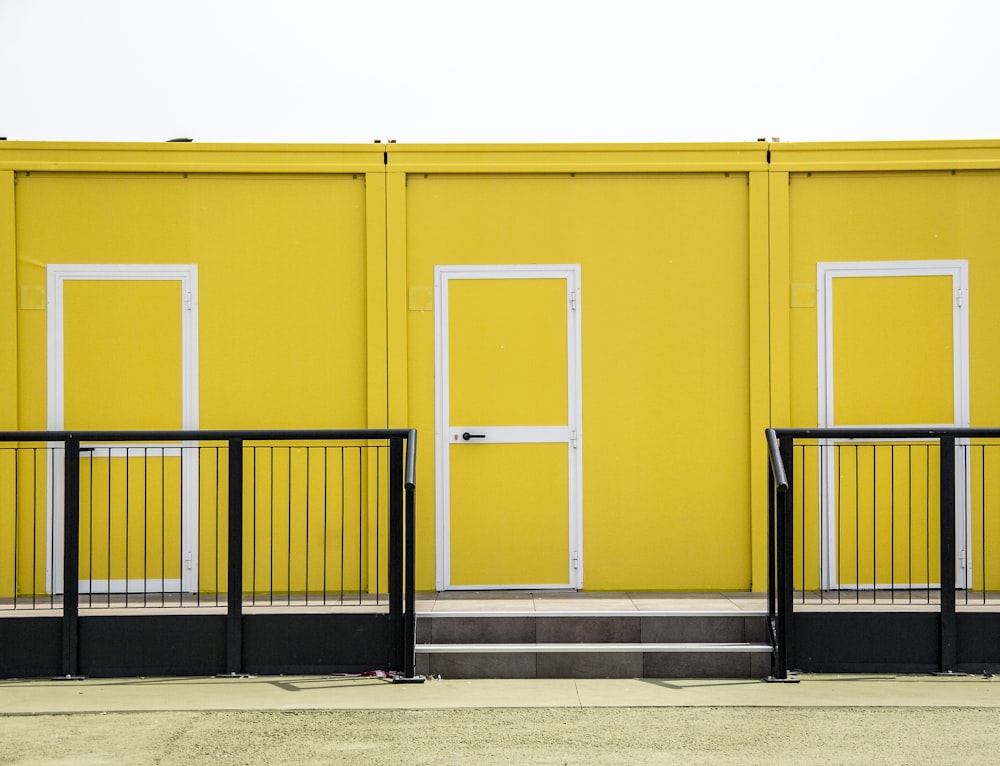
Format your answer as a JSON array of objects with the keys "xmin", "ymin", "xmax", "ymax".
[
  {"xmin": 46, "ymin": 264, "xmax": 200, "ymax": 594},
  {"xmin": 816, "ymin": 259, "xmax": 970, "ymax": 589},
  {"xmin": 434, "ymin": 264, "xmax": 583, "ymax": 591}
]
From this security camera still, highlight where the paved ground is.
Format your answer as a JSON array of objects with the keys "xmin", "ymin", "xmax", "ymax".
[{"xmin": 2, "ymin": 674, "xmax": 1000, "ymax": 764}]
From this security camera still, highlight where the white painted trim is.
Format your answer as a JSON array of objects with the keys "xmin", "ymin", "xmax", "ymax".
[
  {"xmin": 442, "ymin": 583, "xmax": 574, "ymax": 591},
  {"xmin": 78, "ymin": 578, "xmax": 183, "ymax": 595},
  {"xmin": 46, "ymin": 265, "xmax": 200, "ymax": 595},
  {"xmin": 816, "ymin": 260, "xmax": 969, "ymax": 430},
  {"xmin": 816, "ymin": 260, "xmax": 971, "ymax": 590},
  {"xmin": 446, "ymin": 426, "xmax": 570, "ymax": 444},
  {"xmin": 434, "ymin": 264, "xmax": 583, "ymax": 591}
]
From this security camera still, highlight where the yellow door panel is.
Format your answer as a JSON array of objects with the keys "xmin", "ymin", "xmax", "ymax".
[
  {"xmin": 61, "ymin": 277, "xmax": 187, "ymax": 592},
  {"xmin": 63, "ymin": 280, "xmax": 182, "ymax": 430},
  {"xmin": 826, "ymin": 273, "xmax": 957, "ymax": 589},
  {"xmin": 833, "ymin": 276, "xmax": 953, "ymax": 426},
  {"xmin": 450, "ymin": 443, "xmax": 569, "ymax": 586},
  {"xmin": 449, "ymin": 279, "xmax": 568, "ymax": 426}
]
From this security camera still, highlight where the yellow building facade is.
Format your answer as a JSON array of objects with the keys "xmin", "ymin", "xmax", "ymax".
[{"xmin": 1, "ymin": 140, "xmax": 998, "ymax": 593}]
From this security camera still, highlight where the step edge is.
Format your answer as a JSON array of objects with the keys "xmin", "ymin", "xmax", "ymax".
[
  {"xmin": 417, "ymin": 610, "xmax": 767, "ymax": 618},
  {"xmin": 415, "ymin": 642, "xmax": 773, "ymax": 653}
]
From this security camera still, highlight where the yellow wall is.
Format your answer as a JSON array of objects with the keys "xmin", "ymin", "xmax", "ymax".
[
  {"xmin": 2, "ymin": 139, "xmax": 1000, "ymax": 594},
  {"xmin": 403, "ymin": 170, "xmax": 756, "ymax": 589},
  {"xmin": 778, "ymin": 166, "xmax": 1000, "ymax": 428}
]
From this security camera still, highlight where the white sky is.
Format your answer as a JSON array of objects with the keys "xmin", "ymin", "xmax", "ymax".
[{"xmin": 1, "ymin": 0, "xmax": 997, "ymax": 144}]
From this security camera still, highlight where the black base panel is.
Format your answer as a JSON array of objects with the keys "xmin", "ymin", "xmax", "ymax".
[
  {"xmin": 957, "ymin": 612, "xmax": 1000, "ymax": 669},
  {"xmin": 79, "ymin": 614, "xmax": 227, "ymax": 677},
  {"xmin": 0, "ymin": 616, "xmax": 61, "ymax": 677},
  {"xmin": 1, "ymin": 612, "xmax": 398, "ymax": 679},
  {"xmin": 792, "ymin": 612, "xmax": 939, "ymax": 673},
  {"xmin": 243, "ymin": 613, "xmax": 394, "ymax": 675}
]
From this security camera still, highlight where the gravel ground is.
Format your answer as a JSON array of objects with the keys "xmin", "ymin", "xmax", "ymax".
[{"xmin": 2, "ymin": 707, "xmax": 1000, "ymax": 765}]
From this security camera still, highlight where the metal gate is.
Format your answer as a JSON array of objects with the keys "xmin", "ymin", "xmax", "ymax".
[
  {"xmin": 767, "ymin": 427, "xmax": 1000, "ymax": 678},
  {"xmin": 0, "ymin": 429, "xmax": 418, "ymax": 679}
]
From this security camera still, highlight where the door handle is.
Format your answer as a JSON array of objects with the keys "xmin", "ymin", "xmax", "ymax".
[{"xmin": 462, "ymin": 432, "xmax": 486, "ymax": 441}]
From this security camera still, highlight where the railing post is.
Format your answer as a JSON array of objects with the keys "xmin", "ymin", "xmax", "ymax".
[
  {"xmin": 403, "ymin": 431, "xmax": 418, "ymax": 680},
  {"xmin": 388, "ymin": 436, "xmax": 404, "ymax": 673},
  {"xmin": 771, "ymin": 435, "xmax": 795, "ymax": 681},
  {"xmin": 222, "ymin": 438, "xmax": 245, "ymax": 676},
  {"xmin": 939, "ymin": 435, "xmax": 957, "ymax": 673},
  {"xmin": 59, "ymin": 435, "xmax": 83, "ymax": 679},
  {"xmin": 767, "ymin": 462, "xmax": 778, "ymax": 676}
]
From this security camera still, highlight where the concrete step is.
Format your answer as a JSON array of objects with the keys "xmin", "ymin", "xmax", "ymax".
[{"xmin": 414, "ymin": 610, "xmax": 773, "ymax": 679}]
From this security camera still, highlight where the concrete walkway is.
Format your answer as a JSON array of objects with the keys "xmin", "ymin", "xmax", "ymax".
[{"xmin": 2, "ymin": 673, "xmax": 999, "ymax": 715}]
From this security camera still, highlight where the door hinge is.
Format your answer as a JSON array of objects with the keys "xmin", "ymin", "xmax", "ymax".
[
  {"xmin": 955, "ymin": 288, "xmax": 966, "ymax": 309},
  {"xmin": 185, "ymin": 291, "xmax": 193, "ymax": 310},
  {"xmin": 185, "ymin": 551, "xmax": 193, "ymax": 570},
  {"xmin": 570, "ymin": 430, "xmax": 578, "ymax": 449},
  {"xmin": 571, "ymin": 550, "xmax": 579, "ymax": 570},
  {"xmin": 569, "ymin": 290, "xmax": 577, "ymax": 310}
]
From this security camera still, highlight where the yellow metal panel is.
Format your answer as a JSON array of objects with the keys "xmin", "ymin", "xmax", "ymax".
[
  {"xmin": 960, "ymin": 172, "xmax": 1000, "ymax": 426},
  {"xmin": 449, "ymin": 279, "xmax": 567, "ymax": 426},
  {"xmin": 189, "ymin": 175, "xmax": 368, "ymax": 428},
  {"xmin": 387, "ymin": 143, "xmax": 768, "ymax": 173},
  {"xmin": 242, "ymin": 446, "xmax": 369, "ymax": 595},
  {"xmin": 366, "ymin": 171, "xmax": 388, "ymax": 429},
  {"xmin": 63, "ymin": 280, "xmax": 182, "ymax": 430},
  {"xmin": 969, "ymin": 440, "xmax": 1000, "ymax": 591},
  {"xmin": 14, "ymin": 171, "xmax": 369, "ymax": 429},
  {"xmin": 785, "ymin": 171, "xmax": 997, "ymax": 430},
  {"xmin": 386, "ymin": 171, "xmax": 410, "ymax": 429},
  {"xmin": 769, "ymin": 171, "xmax": 792, "ymax": 428},
  {"xmin": 0, "ymin": 142, "xmax": 385, "ymax": 173},
  {"xmin": 449, "ymin": 443, "xmax": 569, "ymax": 586},
  {"xmin": 0, "ymin": 448, "xmax": 48, "ymax": 597},
  {"xmin": 0, "ymin": 171, "xmax": 15, "ymax": 430},
  {"xmin": 748, "ymin": 171, "xmax": 772, "ymax": 592},
  {"xmin": 407, "ymin": 172, "xmax": 752, "ymax": 590},
  {"xmin": 832, "ymin": 276, "xmax": 953, "ymax": 426},
  {"xmin": 771, "ymin": 140, "xmax": 1000, "ymax": 172}
]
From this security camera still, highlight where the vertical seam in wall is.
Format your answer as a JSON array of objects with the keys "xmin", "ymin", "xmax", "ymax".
[{"xmin": 384, "ymin": 158, "xmax": 390, "ymax": 428}]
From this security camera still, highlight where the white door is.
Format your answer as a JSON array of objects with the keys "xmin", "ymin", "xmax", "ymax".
[
  {"xmin": 435, "ymin": 265, "xmax": 583, "ymax": 590},
  {"xmin": 817, "ymin": 260, "xmax": 970, "ymax": 590},
  {"xmin": 47, "ymin": 264, "xmax": 199, "ymax": 594}
]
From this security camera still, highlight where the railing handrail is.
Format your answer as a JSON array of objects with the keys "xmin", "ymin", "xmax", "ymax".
[
  {"xmin": 404, "ymin": 429, "xmax": 417, "ymax": 491},
  {"xmin": 770, "ymin": 426, "xmax": 1000, "ymax": 440},
  {"xmin": 0, "ymin": 427, "xmax": 415, "ymax": 443},
  {"xmin": 765, "ymin": 428, "xmax": 788, "ymax": 493}
]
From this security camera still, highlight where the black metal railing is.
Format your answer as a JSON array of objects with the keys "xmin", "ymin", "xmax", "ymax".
[
  {"xmin": 767, "ymin": 427, "xmax": 1000, "ymax": 678},
  {"xmin": 0, "ymin": 429, "xmax": 417, "ymax": 679}
]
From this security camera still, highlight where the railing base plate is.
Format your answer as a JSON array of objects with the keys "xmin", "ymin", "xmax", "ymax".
[
  {"xmin": 51, "ymin": 675, "xmax": 86, "ymax": 681},
  {"xmin": 764, "ymin": 674, "xmax": 800, "ymax": 683},
  {"xmin": 392, "ymin": 675, "xmax": 426, "ymax": 684}
]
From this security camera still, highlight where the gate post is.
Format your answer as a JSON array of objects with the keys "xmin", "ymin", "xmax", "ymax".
[
  {"xmin": 774, "ymin": 435, "xmax": 795, "ymax": 680},
  {"xmin": 221, "ymin": 438, "xmax": 246, "ymax": 676},
  {"xmin": 58, "ymin": 435, "xmax": 84, "ymax": 679},
  {"xmin": 388, "ymin": 436, "xmax": 404, "ymax": 673},
  {"xmin": 939, "ymin": 435, "xmax": 957, "ymax": 673},
  {"xmin": 403, "ymin": 430, "xmax": 418, "ymax": 680}
]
